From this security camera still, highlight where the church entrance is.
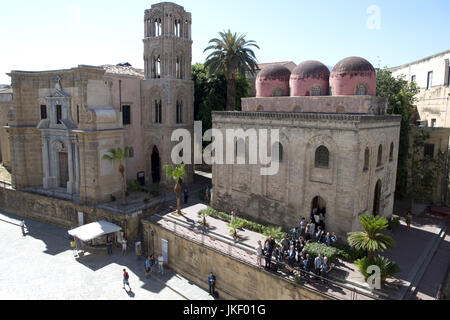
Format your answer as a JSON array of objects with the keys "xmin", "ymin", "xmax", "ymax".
[
  {"xmin": 58, "ymin": 152, "xmax": 69, "ymax": 188},
  {"xmin": 151, "ymin": 146, "xmax": 161, "ymax": 184},
  {"xmin": 311, "ymin": 196, "xmax": 327, "ymax": 229},
  {"xmin": 373, "ymin": 180, "xmax": 382, "ymax": 216}
]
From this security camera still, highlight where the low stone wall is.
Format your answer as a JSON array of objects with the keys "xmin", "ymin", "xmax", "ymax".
[
  {"xmin": 143, "ymin": 220, "xmax": 331, "ymax": 300},
  {"xmin": 0, "ymin": 187, "xmax": 152, "ymax": 241}
]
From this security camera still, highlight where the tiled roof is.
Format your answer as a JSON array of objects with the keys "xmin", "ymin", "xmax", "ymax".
[{"xmin": 100, "ymin": 64, "xmax": 144, "ymax": 78}]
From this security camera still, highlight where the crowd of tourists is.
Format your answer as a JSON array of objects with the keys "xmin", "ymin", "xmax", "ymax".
[{"xmin": 255, "ymin": 208, "xmax": 338, "ymax": 285}]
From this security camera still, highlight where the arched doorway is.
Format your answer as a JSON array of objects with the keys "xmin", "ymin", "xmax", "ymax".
[
  {"xmin": 373, "ymin": 180, "xmax": 382, "ymax": 216},
  {"xmin": 151, "ymin": 146, "xmax": 161, "ymax": 184},
  {"xmin": 311, "ymin": 196, "xmax": 327, "ymax": 230}
]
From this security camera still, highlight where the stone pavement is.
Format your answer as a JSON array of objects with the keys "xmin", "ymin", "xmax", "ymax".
[{"xmin": 0, "ymin": 211, "xmax": 213, "ymax": 300}]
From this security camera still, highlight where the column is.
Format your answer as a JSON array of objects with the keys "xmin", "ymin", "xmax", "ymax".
[
  {"xmin": 42, "ymin": 137, "xmax": 50, "ymax": 189},
  {"xmin": 67, "ymin": 139, "xmax": 74, "ymax": 194},
  {"xmin": 74, "ymin": 140, "xmax": 80, "ymax": 194}
]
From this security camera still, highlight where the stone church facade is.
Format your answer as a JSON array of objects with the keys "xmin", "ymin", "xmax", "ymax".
[
  {"xmin": 3, "ymin": 2, "xmax": 194, "ymax": 204},
  {"xmin": 212, "ymin": 58, "xmax": 401, "ymax": 237}
]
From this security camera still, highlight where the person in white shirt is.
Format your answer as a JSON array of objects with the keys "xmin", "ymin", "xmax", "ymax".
[
  {"xmin": 122, "ymin": 238, "xmax": 127, "ymax": 256},
  {"xmin": 256, "ymin": 240, "xmax": 263, "ymax": 267},
  {"xmin": 20, "ymin": 220, "xmax": 26, "ymax": 236}
]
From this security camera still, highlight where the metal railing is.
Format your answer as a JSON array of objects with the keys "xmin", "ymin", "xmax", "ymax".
[{"xmin": 150, "ymin": 212, "xmax": 380, "ymax": 300}]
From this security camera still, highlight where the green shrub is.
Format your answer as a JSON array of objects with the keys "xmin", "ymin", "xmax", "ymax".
[
  {"xmin": 337, "ymin": 246, "xmax": 366, "ymax": 262},
  {"xmin": 199, "ymin": 207, "xmax": 286, "ymax": 237},
  {"xmin": 355, "ymin": 255, "xmax": 401, "ymax": 283},
  {"xmin": 127, "ymin": 180, "xmax": 144, "ymax": 193},
  {"xmin": 149, "ymin": 184, "xmax": 160, "ymax": 197},
  {"xmin": 305, "ymin": 242, "xmax": 340, "ymax": 263},
  {"xmin": 144, "ymin": 198, "xmax": 150, "ymax": 204},
  {"xmin": 263, "ymin": 226, "xmax": 288, "ymax": 242},
  {"xmin": 387, "ymin": 216, "xmax": 401, "ymax": 232}
]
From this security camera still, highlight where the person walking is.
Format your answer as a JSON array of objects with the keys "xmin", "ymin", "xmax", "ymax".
[
  {"xmin": 145, "ymin": 255, "xmax": 151, "ymax": 277},
  {"xmin": 231, "ymin": 210, "xmax": 237, "ymax": 223},
  {"xmin": 208, "ymin": 272, "xmax": 216, "ymax": 296},
  {"xmin": 304, "ymin": 254, "xmax": 312, "ymax": 279},
  {"xmin": 123, "ymin": 269, "xmax": 132, "ymax": 291},
  {"xmin": 20, "ymin": 220, "xmax": 27, "ymax": 236},
  {"xmin": 106, "ymin": 237, "xmax": 113, "ymax": 255},
  {"xmin": 205, "ymin": 186, "xmax": 210, "ymax": 202},
  {"xmin": 300, "ymin": 217, "xmax": 306, "ymax": 236},
  {"xmin": 406, "ymin": 211, "xmax": 413, "ymax": 232},
  {"xmin": 158, "ymin": 255, "xmax": 165, "ymax": 275},
  {"xmin": 263, "ymin": 241, "xmax": 272, "ymax": 269},
  {"xmin": 122, "ymin": 238, "xmax": 127, "ymax": 256},
  {"xmin": 256, "ymin": 240, "xmax": 263, "ymax": 267},
  {"xmin": 150, "ymin": 255, "xmax": 156, "ymax": 273},
  {"xmin": 288, "ymin": 245, "xmax": 296, "ymax": 267},
  {"xmin": 321, "ymin": 257, "xmax": 332, "ymax": 286},
  {"xmin": 314, "ymin": 254, "xmax": 324, "ymax": 278}
]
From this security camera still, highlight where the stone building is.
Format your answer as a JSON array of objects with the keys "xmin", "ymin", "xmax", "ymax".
[
  {"xmin": 389, "ymin": 50, "xmax": 450, "ymax": 128},
  {"xmin": 2, "ymin": 2, "xmax": 194, "ymax": 204},
  {"xmin": 211, "ymin": 57, "xmax": 401, "ymax": 238},
  {"xmin": 0, "ymin": 85, "xmax": 12, "ymax": 168}
]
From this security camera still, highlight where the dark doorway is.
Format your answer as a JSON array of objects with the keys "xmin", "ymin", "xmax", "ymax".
[
  {"xmin": 151, "ymin": 146, "xmax": 161, "ymax": 184},
  {"xmin": 373, "ymin": 180, "xmax": 382, "ymax": 216},
  {"xmin": 59, "ymin": 152, "xmax": 69, "ymax": 188},
  {"xmin": 311, "ymin": 196, "xmax": 327, "ymax": 229}
]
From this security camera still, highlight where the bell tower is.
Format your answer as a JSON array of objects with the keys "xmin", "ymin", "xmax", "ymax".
[{"xmin": 142, "ymin": 2, "xmax": 194, "ymax": 185}]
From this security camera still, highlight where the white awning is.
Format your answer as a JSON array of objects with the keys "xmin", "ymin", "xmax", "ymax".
[{"xmin": 68, "ymin": 220, "xmax": 122, "ymax": 242}]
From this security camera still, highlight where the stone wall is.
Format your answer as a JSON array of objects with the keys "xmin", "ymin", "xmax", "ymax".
[
  {"xmin": 142, "ymin": 220, "xmax": 330, "ymax": 300},
  {"xmin": 0, "ymin": 187, "xmax": 149, "ymax": 241},
  {"xmin": 211, "ymin": 112, "xmax": 401, "ymax": 239}
]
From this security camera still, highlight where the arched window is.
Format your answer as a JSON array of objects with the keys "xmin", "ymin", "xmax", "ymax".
[
  {"xmin": 154, "ymin": 100, "xmax": 162, "ymax": 124},
  {"xmin": 272, "ymin": 143, "xmax": 283, "ymax": 162},
  {"xmin": 129, "ymin": 147, "xmax": 134, "ymax": 158},
  {"xmin": 154, "ymin": 18, "xmax": 162, "ymax": 36},
  {"xmin": 272, "ymin": 87, "xmax": 284, "ymax": 97},
  {"xmin": 315, "ymin": 146, "xmax": 329, "ymax": 169},
  {"xmin": 363, "ymin": 147, "xmax": 370, "ymax": 171},
  {"xmin": 311, "ymin": 85, "xmax": 322, "ymax": 96},
  {"xmin": 377, "ymin": 145, "xmax": 383, "ymax": 167},
  {"xmin": 389, "ymin": 143, "xmax": 394, "ymax": 162},
  {"xmin": 176, "ymin": 100, "xmax": 183, "ymax": 124},
  {"xmin": 355, "ymin": 83, "xmax": 368, "ymax": 95},
  {"xmin": 154, "ymin": 55, "xmax": 161, "ymax": 78}
]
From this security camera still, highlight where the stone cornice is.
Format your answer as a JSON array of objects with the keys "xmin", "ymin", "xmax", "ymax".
[{"xmin": 212, "ymin": 111, "xmax": 402, "ymax": 124}]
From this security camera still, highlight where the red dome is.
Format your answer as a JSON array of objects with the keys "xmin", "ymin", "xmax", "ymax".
[
  {"xmin": 330, "ymin": 57, "xmax": 376, "ymax": 96},
  {"xmin": 290, "ymin": 60, "xmax": 330, "ymax": 96},
  {"xmin": 256, "ymin": 64, "xmax": 291, "ymax": 97}
]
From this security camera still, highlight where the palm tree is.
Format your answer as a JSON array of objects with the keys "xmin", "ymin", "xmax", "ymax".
[
  {"xmin": 164, "ymin": 164, "xmax": 186, "ymax": 216},
  {"xmin": 347, "ymin": 214, "xmax": 395, "ymax": 261},
  {"xmin": 204, "ymin": 30, "xmax": 259, "ymax": 111},
  {"xmin": 102, "ymin": 147, "xmax": 132, "ymax": 205}
]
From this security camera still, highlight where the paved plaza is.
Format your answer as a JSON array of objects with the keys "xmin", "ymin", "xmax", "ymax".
[{"xmin": 0, "ymin": 212, "xmax": 213, "ymax": 300}]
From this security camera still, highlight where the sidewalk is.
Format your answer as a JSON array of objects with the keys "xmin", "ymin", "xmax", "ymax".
[{"xmin": 0, "ymin": 211, "xmax": 213, "ymax": 300}]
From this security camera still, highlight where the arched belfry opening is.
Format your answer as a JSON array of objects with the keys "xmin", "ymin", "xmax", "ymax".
[
  {"xmin": 373, "ymin": 180, "xmax": 382, "ymax": 216},
  {"xmin": 151, "ymin": 146, "xmax": 161, "ymax": 184}
]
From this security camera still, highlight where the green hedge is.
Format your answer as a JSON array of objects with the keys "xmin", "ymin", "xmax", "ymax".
[
  {"xmin": 305, "ymin": 242, "xmax": 340, "ymax": 263},
  {"xmin": 199, "ymin": 207, "xmax": 287, "ymax": 240},
  {"xmin": 336, "ymin": 246, "xmax": 366, "ymax": 263}
]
